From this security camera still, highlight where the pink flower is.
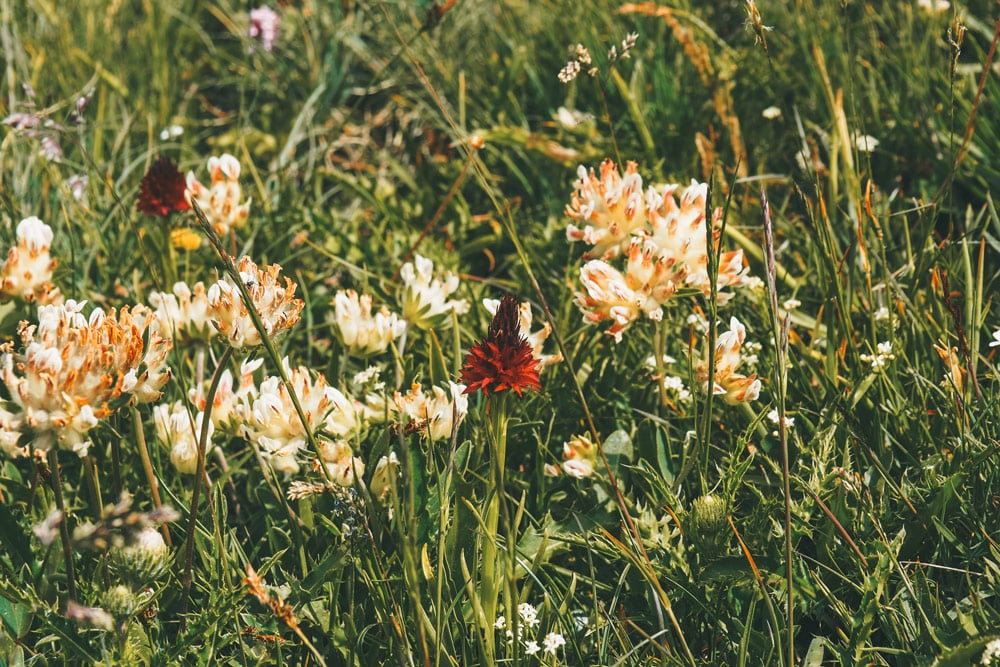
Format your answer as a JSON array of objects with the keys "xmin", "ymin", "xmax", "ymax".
[{"xmin": 249, "ymin": 7, "xmax": 281, "ymax": 53}]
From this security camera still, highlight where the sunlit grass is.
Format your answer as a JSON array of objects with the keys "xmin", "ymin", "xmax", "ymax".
[{"xmin": 1, "ymin": 1, "xmax": 999, "ymax": 665}]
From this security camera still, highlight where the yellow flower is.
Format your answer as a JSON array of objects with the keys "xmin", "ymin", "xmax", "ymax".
[{"xmin": 170, "ymin": 227, "xmax": 202, "ymax": 250}]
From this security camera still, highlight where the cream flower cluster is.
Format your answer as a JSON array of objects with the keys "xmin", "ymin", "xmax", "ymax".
[
  {"xmin": 567, "ymin": 160, "xmax": 749, "ymax": 342},
  {"xmin": 185, "ymin": 153, "xmax": 251, "ymax": 236},
  {"xmin": 0, "ymin": 301, "xmax": 172, "ymax": 457},
  {"xmin": 544, "ymin": 434, "xmax": 597, "ymax": 478},
  {"xmin": 1, "ymin": 216, "xmax": 61, "ymax": 304},
  {"xmin": 330, "ymin": 289, "xmax": 406, "ymax": 357},
  {"xmin": 154, "ymin": 402, "xmax": 213, "ymax": 475},
  {"xmin": 239, "ymin": 359, "xmax": 360, "ymax": 476},
  {"xmin": 482, "ymin": 298, "xmax": 562, "ymax": 369},
  {"xmin": 148, "ymin": 281, "xmax": 216, "ymax": 342},
  {"xmin": 399, "ymin": 254, "xmax": 469, "ymax": 330},
  {"xmin": 207, "ymin": 256, "xmax": 304, "ymax": 349},
  {"xmin": 695, "ymin": 317, "xmax": 761, "ymax": 404},
  {"xmin": 393, "ymin": 381, "xmax": 468, "ymax": 441}
]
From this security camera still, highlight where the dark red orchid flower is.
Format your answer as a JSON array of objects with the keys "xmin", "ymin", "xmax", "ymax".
[
  {"xmin": 137, "ymin": 156, "xmax": 190, "ymax": 217},
  {"xmin": 460, "ymin": 295, "xmax": 541, "ymax": 397}
]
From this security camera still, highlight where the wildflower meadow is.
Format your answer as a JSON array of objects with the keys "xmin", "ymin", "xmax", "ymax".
[{"xmin": 2, "ymin": 1, "xmax": 1000, "ymax": 665}]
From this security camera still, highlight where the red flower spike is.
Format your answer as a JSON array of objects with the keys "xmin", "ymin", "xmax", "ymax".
[
  {"xmin": 460, "ymin": 295, "xmax": 541, "ymax": 397},
  {"xmin": 137, "ymin": 156, "xmax": 191, "ymax": 217}
]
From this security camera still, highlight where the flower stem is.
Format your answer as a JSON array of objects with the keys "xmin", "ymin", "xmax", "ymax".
[
  {"xmin": 131, "ymin": 406, "xmax": 171, "ymax": 547},
  {"xmin": 480, "ymin": 393, "xmax": 509, "ymax": 664},
  {"xmin": 180, "ymin": 345, "xmax": 233, "ymax": 624},
  {"xmin": 48, "ymin": 449, "xmax": 76, "ymax": 601}
]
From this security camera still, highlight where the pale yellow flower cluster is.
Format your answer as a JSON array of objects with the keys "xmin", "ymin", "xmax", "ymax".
[
  {"xmin": 1, "ymin": 216, "xmax": 61, "ymax": 304},
  {"xmin": 0, "ymin": 301, "xmax": 172, "ymax": 457},
  {"xmin": 148, "ymin": 281, "xmax": 216, "ymax": 342},
  {"xmin": 330, "ymin": 289, "xmax": 406, "ymax": 357},
  {"xmin": 185, "ymin": 153, "xmax": 251, "ymax": 236},
  {"xmin": 399, "ymin": 254, "xmax": 469, "ymax": 330},
  {"xmin": 207, "ymin": 256, "xmax": 304, "ymax": 349},
  {"xmin": 544, "ymin": 434, "xmax": 597, "ymax": 478},
  {"xmin": 567, "ymin": 160, "xmax": 749, "ymax": 342},
  {"xmin": 393, "ymin": 381, "xmax": 468, "ymax": 441},
  {"xmin": 695, "ymin": 317, "xmax": 761, "ymax": 404},
  {"xmin": 239, "ymin": 359, "xmax": 360, "ymax": 477},
  {"xmin": 482, "ymin": 298, "xmax": 562, "ymax": 369},
  {"xmin": 154, "ymin": 402, "xmax": 213, "ymax": 475}
]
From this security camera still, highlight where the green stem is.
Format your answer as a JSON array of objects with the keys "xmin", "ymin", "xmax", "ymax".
[
  {"xmin": 180, "ymin": 345, "xmax": 234, "ymax": 624},
  {"xmin": 480, "ymin": 393, "xmax": 509, "ymax": 664},
  {"xmin": 48, "ymin": 448, "xmax": 77, "ymax": 601},
  {"xmin": 131, "ymin": 406, "xmax": 172, "ymax": 547}
]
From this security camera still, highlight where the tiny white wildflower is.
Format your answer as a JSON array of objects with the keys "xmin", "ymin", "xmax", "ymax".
[
  {"xmin": 782, "ymin": 297, "xmax": 801, "ymax": 310},
  {"xmin": 875, "ymin": 306, "xmax": 890, "ymax": 321},
  {"xmin": 159, "ymin": 124, "xmax": 183, "ymax": 141},
  {"xmin": 989, "ymin": 329, "xmax": 1000, "ymax": 348},
  {"xmin": 762, "ymin": 106, "xmax": 782, "ymax": 120},
  {"xmin": 855, "ymin": 134, "xmax": 879, "ymax": 153},
  {"xmin": 558, "ymin": 60, "xmax": 581, "ymax": 83},
  {"xmin": 982, "ymin": 638, "xmax": 1000, "ymax": 665},
  {"xmin": 518, "ymin": 602, "xmax": 540, "ymax": 628},
  {"xmin": 524, "ymin": 640, "xmax": 541, "ymax": 655},
  {"xmin": 494, "ymin": 615, "xmax": 506, "ymax": 630},
  {"xmin": 543, "ymin": 632, "xmax": 566, "ymax": 654}
]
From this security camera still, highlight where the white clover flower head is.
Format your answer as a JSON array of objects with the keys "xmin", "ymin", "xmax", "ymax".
[
  {"xmin": 2, "ymin": 303, "xmax": 167, "ymax": 456},
  {"xmin": 194, "ymin": 357, "xmax": 263, "ymax": 430},
  {"xmin": 319, "ymin": 440, "xmax": 365, "ymax": 487},
  {"xmin": 918, "ymin": 0, "xmax": 950, "ymax": 12},
  {"xmin": 399, "ymin": 254, "xmax": 469, "ymax": 330},
  {"xmin": 695, "ymin": 317, "xmax": 761, "ymax": 404},
  {"xmin": 149, "ymin": 281, "xmax": 216, "ymax": 342},
  {"xmin": 331, "ymin": 289, "xmax": 406, "ymax": 357},
  {"xmin": 762, "ymin": 106, "xmax": 782, "ymax": 120},
  {"xmin": 565, "ymin": 159, "xmax": 647, "ymax": 259},
  {"xmin": 154, "ymin": 402, "xmax": 212, "ymax": 475},
  {"xmin": 1, "ymin": 216, "xmax": 61, "ymax": 304},
  {"xmin": 207, "ymin": 256, "xmax": 304, "ymax": 349},
  {"xmin": 240, "ymin": 360, "xmax": 359, "ymax": 476},
  {"xmin": 185, "ymin": 153, "xmax": 251, "ymax": 235},
  {"xmin": 369, "ymin": 451, "xmax": 400, "ymax": 502},
  {"xmin": 549, "ymin": 434, "xmax": 597, "ymax": 478},
  {"xmin": 394, "ymin": 381, "xmax": 467, "ymax": 441}
]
